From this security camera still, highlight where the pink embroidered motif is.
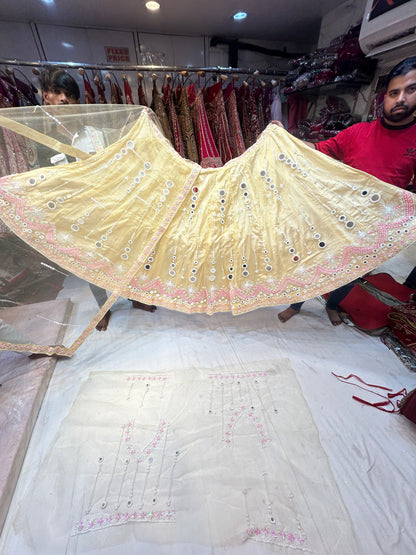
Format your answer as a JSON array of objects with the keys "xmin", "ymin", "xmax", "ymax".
[
  {"xmin": 124, "ymin": 419, "xmax": 167, "ymax": 461},
  {"xmin": 209, "ymin": 371, "xmax": 267, "ymax": 380},
  {"xmin": 72, "ymin": 509, "xmax": 175, "ymax": 535},
  {"xmin": 247, "ymin": 526, "xmax": 307, "ymax": 548},
  {"xmin": 224, "ymin": 406, "xmax": 269, "ymax": 446}
]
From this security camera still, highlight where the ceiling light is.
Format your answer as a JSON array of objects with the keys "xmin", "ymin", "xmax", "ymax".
[
  {"xmin": 146, "ymin": 1, "xmax": 160, "ymax": 11},
  {"xmin": 233, "ymin": 11, "xmax": 247, "ymax": 21}
]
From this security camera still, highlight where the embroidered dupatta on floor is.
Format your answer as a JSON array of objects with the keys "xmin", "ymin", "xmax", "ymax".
[{"xmin": 1, "ymin": 104, "xmax": 416, "ymax": 356}]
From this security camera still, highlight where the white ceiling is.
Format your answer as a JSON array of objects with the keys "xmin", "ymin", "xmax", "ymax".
[{"xmin": 0, "ymin": 0, "xmax": 341, "ymax": 43}]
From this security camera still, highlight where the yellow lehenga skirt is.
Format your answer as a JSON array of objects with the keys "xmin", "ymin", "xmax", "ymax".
[{"xmin": 1, "ymin": 104, "xmax": 415, "ymax": 355}]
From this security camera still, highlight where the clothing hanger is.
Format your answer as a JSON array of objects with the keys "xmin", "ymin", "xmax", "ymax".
[
  {"xmin": 0, "ymin": 66, "xmax": 16, "ymax": 86},
  {"xmin": 105, "ymin": 72, "xmax": 124, "ymax": 103},
  {"xmin": 78, "ymin": 67, "xmax": 96, "ymax": 104},
  {"xmin": 122, "ymin": 73, "xmax": 134, "ymax": 104},
  {"xmin": 172, "ymin": 70, "xmax": 189, "ymax": 90},
  {"xmin": 162, "ymin": 74, "xmax": 177, "ymax": 98},
  {"xmin": 220, "ymin": 74, "xmax": 228, "ymax": 87},
  {"xmin": 105, "ymin": 71, "xmax": 122, "ymax": 89},
  {"xmin": 8, "ymin": 66, "xmax": 40, "ymax": 105},
  {"xmin": 137, "ymin": 71, "xmax": 147, "ymax": 92},
  {"xmin": 137, "ymin": 72, "xmax": 148, "ymax": 106},
  {"xmin": 78, "ymin": 67, "xmax": 89, "ymax": 80},
  {"xmin": 151, "ymin": 72, "xmax": 159, "ymax": 87},
  {"xmin": 237, "ymin": 79, "xmax": 250, "ymax": 101},
  {"xmin": 0, "ymin": 67, "xmax": 22, "ymax": 106},
  {"xmin": 78, "ymin": 67, "xmax": 93, "ymax": 87},
  {"xmin": 204, "ymin": 72, "xmax": 228, "ymax": 89},
  {"xmin": 162, "ymin": 73, "xmax": 171, "ymax": 89},
  {"xmin": 231, "ymin": 74, "xmax": 239, "ymax": 88},
  {"xmin": 183, "ymin": 70, "xmax": 198, "ymax": 88},
  {"xmin": 0, "ymin": 66, "xmax": 11, "ymax": 77},
  {"xmin": 93, "ymin": 70, "xmax": 103, "ymax": 85},
  {"xmin": 196, "ymin": 70, "xmax": 205, "ymax": 91},
  {"xmin": 14, "ymin": 67, "xmax": 37, "ymax": 89},
  {"xmin": 204, "ymin": 72, "xmax": 217, "ymax": 87},
  {"xmin": 151, "ymin": 73, "xmax": 163, "ymax": 97},
  {"xmin": 245, "ymin": 69, "xmax": 261, "ymax": 90},
  {"xmin": 171, "ymin": 70, "xmax": 183, "ymax": 91}
]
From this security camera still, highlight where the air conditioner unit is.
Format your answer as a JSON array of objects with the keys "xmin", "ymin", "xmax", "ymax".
[{"xmin": 359, "ymin": 0, "xmax": 416, "ymax": 58}]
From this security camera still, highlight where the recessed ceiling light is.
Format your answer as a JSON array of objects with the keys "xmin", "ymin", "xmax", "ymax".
[
  {"xmin": 233, "ymin": 11, "xmax": 247, "ymax": 21},
  {"xmin": 146, "ymin": 1, "xmax": 160, "ymax": 11}
]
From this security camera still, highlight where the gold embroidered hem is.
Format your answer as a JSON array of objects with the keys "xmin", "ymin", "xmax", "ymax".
[{"xmin": 1, "ymin": 104, "xmax": 415, "ymax": 355}]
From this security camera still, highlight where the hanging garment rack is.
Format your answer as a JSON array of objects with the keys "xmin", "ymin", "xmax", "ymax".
[{"xmin": 0, "ymin": 58, "xmax": 285, "ymax": 77}]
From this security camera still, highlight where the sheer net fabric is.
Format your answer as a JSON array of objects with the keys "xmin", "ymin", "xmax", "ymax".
[
  {"xmin": 15, "ymin": 363, "xmax": 360, "ymax": 553},
  {"xmin": 1, "ymin": 103, "xmax": 416, "ymax": 356}
]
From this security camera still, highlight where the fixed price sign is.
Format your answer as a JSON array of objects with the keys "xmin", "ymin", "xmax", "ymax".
[{"xmin": 105, "ymin": 46, "xmax": 131, "ymax": 63}]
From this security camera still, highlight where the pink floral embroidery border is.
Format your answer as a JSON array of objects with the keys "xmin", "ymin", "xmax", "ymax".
[
  {"xmin": 247, "ymin": 526, "xmax": 309, "ymax": 550},
  {"xmin": 72, "ymin": 509, "xmax": 175, "ymax": 535}
]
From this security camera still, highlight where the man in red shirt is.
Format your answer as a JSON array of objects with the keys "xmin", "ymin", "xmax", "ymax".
[{"xmin": 278, "ymin": 56, "xmax": 416, "ymax": 325}]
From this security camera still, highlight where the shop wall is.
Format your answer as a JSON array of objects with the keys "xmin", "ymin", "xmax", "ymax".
[
  {"xmin": 0, "ymin": 19, "xmax": 298, "ymax": 105},
  {"xmin": 315, "ymin": 0, "xmax": 369, "ymax": 119},
  {"xmin": 0, "ymin": 21, "xmax": 43, "ymax": 95},
  {"xmin": 135, "ymin": 32, "xmax": 206, "ymax": 103},
  {"xmin": 318, "ymin": 0, "xmax": 366, "ymax": 48}
]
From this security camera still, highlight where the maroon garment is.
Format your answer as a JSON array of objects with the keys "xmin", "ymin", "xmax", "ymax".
[
  {"xmin": 94, "ymin": 75, "xmax": 107, "ymax": 104},
  {"xmin": 254, "ymin": 87, "xmax": 266, "ymax": 133},
  {"xmin": 123, "ymin": 77, "xmax": 134, "ymax": 105},
  {"xmin": 6, "ymin": 72, "xmax": 39, "ymax": 106},
  {"xmin": 163, "ymin": 82, "xmax": 185, "ymax": 157},
  {"xmin": 237, "ymin": 85, "xmax": 254, "ymax": 149},
  {"xmin": 263, "ymin": 86, "xmax": 272, "ymax": 127},
  {"xmin": 0, "ymin": 82, "xmax": 34, "ymax": 176},
  {"xmin": 248, "ymin": 88, "xmax": 261, "ymax": 142},
  {"xmin": 188, "ymin": 83, "xmax": 222, "ymax": 168},
  {"xmin": 0, "ymin": 93, "xmax": 11, "ymax": 177},
  {"xmin": 287, "ymin": 94, "xmax": 308, "ymax": 133},
  {"xmin": 204, "ymin": 80, "xmax": 233, "ymax": 164},
  {"xmin": 223, "ymin": 82, "xmax": 245, "ymax": 158},
  {"xmin": 151, "ymin": 80, "xmax": 174, "ymax": 146},
  {"xmin": 138, "ymin": 80, "xmax": 148, "ymax": 106},
  {"xmin": 0, "ymin": 75, "xmax": 19, "ymax": 106},
  {"xmin": 81, "ymin": 72, "xmax": 95, "ymax": 104},
  {"xmin": 174, "ymin": 84, "xmax": 199, "ymax": 163},
  {"xmin": 0, "ymin": 129, "xmax": 8, "ymax": 177},
  {"xmin": 108, "ymin": 77, "xmax": 123, "ymax": 104}
]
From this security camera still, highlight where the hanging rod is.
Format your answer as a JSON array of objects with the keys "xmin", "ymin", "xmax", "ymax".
[{"xmin": 0, "ymin": 58, "xmax": 285, "ymax": 77}]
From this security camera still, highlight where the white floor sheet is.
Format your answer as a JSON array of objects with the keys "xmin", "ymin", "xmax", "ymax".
[{"xmin": 1, "ymin": 245, "xmax": 416, "ymax": 555}]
